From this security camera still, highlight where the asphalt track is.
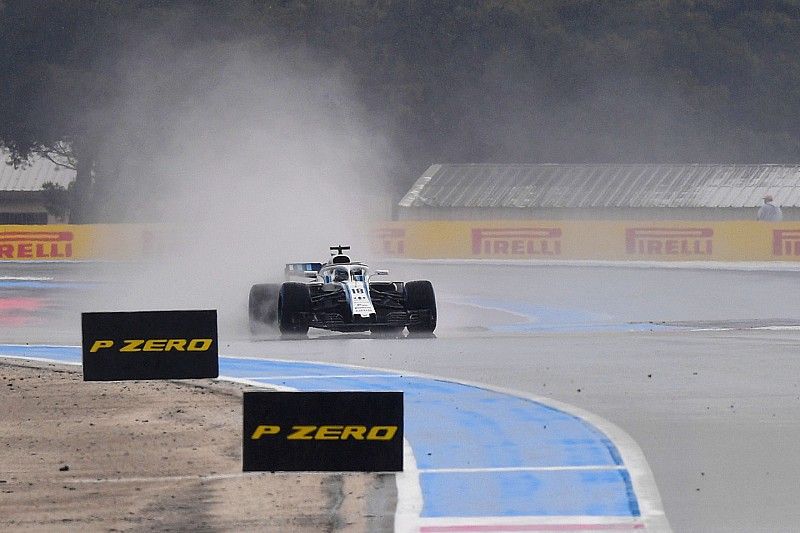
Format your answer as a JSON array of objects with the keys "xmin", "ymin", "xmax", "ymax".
[{"xmin": 4, "ymin": 260, "xmax": 800, "ymax": 532}]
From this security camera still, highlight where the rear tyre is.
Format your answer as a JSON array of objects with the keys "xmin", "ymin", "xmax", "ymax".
[
  {"xmin": 278, "ymin": 282, "xmax": 311, "ymax": 336},
  {"xmin": 248, "ymin": 284, "xmax": 279, "ymax": 334},
  {"xmin": 404, "ymin": 280, "xmax": 437, "ymax": 334}
]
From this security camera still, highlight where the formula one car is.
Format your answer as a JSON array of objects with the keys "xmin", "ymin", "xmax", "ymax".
[{"xmin": 248, "ymin": 246, "xmax": 436, "ymax": 336}]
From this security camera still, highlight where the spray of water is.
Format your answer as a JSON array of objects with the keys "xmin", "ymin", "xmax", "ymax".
[{"xmin": 82, "ymin": 37, "xmax": 395, "ymax": 338}]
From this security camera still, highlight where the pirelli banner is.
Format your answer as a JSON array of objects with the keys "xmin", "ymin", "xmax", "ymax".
[
  {"xmin": 0, "ymin": 224, "xmax": 164, "ymax": 261},
  {"xmin": 376, "ymin": 221, "xmax": 800, "ymax": 261},
  {"xmin": 7, "ymin": 221, "xmax": 800, "ymax": 262},
  {"xmin": 243, "ymin": 391, "xmax": 403, "ymax": 472}
]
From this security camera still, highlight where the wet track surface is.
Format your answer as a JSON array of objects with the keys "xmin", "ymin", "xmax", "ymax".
[{"xmin": 4, "ymin": 260, "xmax": 800, "ymax": 532}]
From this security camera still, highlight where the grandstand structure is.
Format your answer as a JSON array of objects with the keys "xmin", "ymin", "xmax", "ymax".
[{"xmin": 397, "ymin": 164, "xmax": 800, "ymax": 220}]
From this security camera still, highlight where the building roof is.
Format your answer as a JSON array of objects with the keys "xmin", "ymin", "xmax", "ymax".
[
  {"xmin": 0, "ymin": 151, "xmax": 76, "ymax": 191},
  {"xmin": 399, "ymin": 164, "xmax": 800, "ymax": 209}
]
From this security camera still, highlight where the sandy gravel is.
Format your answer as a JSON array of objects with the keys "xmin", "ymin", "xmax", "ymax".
[{"xmin": 0, "ymin": 359, "xmax": 394, "ymax": 532}]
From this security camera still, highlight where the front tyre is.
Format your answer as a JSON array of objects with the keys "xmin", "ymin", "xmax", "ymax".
[
  {"xmin": 404, "ymin": 280, "xmax": 437, "ymax": 333},
  {"xmin": 278, "ymin": 282, "xmax": 311, "ymax": 336},
  {"xmin": 249, "ymin": 284, "xmax": 280, "ymax": 334}
]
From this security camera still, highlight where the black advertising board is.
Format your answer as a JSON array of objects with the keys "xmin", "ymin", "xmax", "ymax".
[
  {"xmin": 82, "ymin": 310, "xmax": 218, "ymax": 381},
  {"xmin": 243, "ymin": 391, "xmax": 403, "ymax": 472}
]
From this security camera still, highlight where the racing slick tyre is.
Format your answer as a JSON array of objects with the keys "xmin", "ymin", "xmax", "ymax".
[
  {"xmin": 278, "ymin": 282, "xmax": 311, "ymax": 336},
  {"xmin": 248, "ymin": 283, "xmax": 280, "ymax": 334},
  {"xmin": 404, "ymin": 280, "xmax": 437, "ymax": 334}
]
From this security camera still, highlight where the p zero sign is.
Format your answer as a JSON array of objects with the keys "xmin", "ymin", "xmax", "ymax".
[
  {"xmin": 243, "ymin": 391, "xmax": 403, "ymax": 472},
  {"xmin": 81, "ymin": 310, "xmax": 218, "ymax": 381}
]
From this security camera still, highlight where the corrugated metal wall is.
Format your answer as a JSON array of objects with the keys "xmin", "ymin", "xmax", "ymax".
[{"xmin": 399, "ymin": 164, "xmax": 800, "ymax": 220}]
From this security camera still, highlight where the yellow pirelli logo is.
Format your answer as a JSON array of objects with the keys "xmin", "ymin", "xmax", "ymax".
[
  {"xmin": 89, "ymin": 339, "xmax": 214, "ymax": 352},
  {"xmin": 251, "ymin": 425, "xmax": 398, "ymax": 441}
]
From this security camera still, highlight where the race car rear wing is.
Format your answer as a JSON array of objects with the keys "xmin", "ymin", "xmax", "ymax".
[{"xmin": 284, "ymin": 262, "xmax": 323, "ymax": 280}]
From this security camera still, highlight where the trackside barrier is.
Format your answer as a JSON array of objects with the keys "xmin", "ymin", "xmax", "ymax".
[
  {"xmin": 0, "ymin": 224, "xmax": 161, "ymax": 261},
  {"xmin": 376, "ymin": 220, "xmax": 800, "ymax": 261},
  {"xmin": 4, "ymin": 221, "xmax": 799, "ymax": 262}
]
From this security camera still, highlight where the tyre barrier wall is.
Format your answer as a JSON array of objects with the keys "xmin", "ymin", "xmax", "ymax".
[{"xmin": 376, "ymin": 220, "xmax": 800, "ymax": 261}]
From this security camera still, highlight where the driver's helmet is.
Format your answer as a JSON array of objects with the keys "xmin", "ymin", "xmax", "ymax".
[{"xmin": 334, "ymin": 267, "xmax": 349, "ymax": 282}]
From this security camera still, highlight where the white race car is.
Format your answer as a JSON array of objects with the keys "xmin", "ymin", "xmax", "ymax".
[{"xmin": 248, "ymin": 246, "xmax": 436, "ymax": 336}]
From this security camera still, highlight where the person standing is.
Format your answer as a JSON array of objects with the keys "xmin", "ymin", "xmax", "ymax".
[{"xmin": 757, "ymin": 194, "xmax": 783, "ymax": 221}]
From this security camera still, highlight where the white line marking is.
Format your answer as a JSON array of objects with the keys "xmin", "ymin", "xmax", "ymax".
[
  {"xmin": 395, "ymin": 437, "xmax": 423, "ymax": 533},
  {"xmin": 418, "ymin": 515, "xmax": 645, "ymax": 527},
  {"xmin": 0, "ymin": 276, "xmax": 54, "ymax": 281},
  {"xmin": 418, "ymin": 465, "xmax": 626, "ymax": 474},
  {"xmin": 243, "ymin": 373, "xmax": 404, "ymax": 380},
  {"xmin": 216, "ymin": 375, "xmax": 295, "ymax": 392}
]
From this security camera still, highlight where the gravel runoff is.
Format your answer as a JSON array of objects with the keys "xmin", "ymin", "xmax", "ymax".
[{"xmin": 0, "ymin": 359, "xmax": 395, "ymax": 532}]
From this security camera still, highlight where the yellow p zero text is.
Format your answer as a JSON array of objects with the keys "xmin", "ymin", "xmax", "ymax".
[
  {"xmin": 250, "ymin": 425, "xmax": 281, "ymax": 439},
  {"xmin": 89, "ymin": 339, "xmax": 214, "ymax": 353},
  {"xmin": 250, "ymin": 425, "xmax": 398, "ymax": 441}
]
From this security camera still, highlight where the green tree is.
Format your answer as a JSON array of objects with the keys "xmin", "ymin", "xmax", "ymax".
[{"xmin": 3, "ymin": 0, "xmax": 800, "ymax": 220}]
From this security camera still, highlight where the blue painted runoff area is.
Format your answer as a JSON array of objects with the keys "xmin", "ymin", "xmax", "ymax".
[
  {"xmin": 462, "ymin": 297, "xmax": 670, "ymax": 333},
  {"xmin": 0, "ymin": 344, "xmax": 640, "ymax": 519}
]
